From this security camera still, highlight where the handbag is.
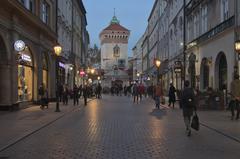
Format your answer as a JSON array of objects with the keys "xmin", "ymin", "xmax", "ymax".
[{"xmin": 191, "ymin": 112, "xmax": 200, "ymax": 131}]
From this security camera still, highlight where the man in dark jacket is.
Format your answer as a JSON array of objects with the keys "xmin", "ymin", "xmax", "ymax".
[
  {"xmin": 73, "ymin": 84, "xmax": 79, "ymax": 105},
  {"xmin": 38, "ymin": 83, "xmax": 44, "ymax": 109},
  {"xmin": 168, "ymin": 83, "xmax": 176, "ymax": 108},
  {"xmin": 82, "ymin": 84, "xmax": 88, "ymax": 106},
  {"xmin": 181, "ymin": 80, "xmax": 196, "ymax": 136}
]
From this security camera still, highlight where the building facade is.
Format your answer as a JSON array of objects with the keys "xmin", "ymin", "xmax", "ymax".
[
  {"xmin": 134, "ymin": 0, "xmax": 240, "ymax": 102},
  {"xmin": 185, "ymin": 0, "xmax": 238, "ymax": 92},
  {"xmin": 99, "ymin": 15, "xmax": 130, "ymax": 86},
  {"xmin": 132, "ymin": 35, "xmax": 144, "ymax": 81},
  {"xmin": 0, "ymin": 0, "xmax": 57, "ymax": 109},
  {"xmin": 57, "ymin": 0, "xmax": 89, "ymax": 88},
  {"xmin": 147, "ymin": 0, "xmax": 160, "ymax": 81}
]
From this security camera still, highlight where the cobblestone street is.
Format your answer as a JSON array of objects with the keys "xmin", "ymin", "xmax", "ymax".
[{"xmin": 0, "ymin": 96, "xmax": 239, "ymax": 159}]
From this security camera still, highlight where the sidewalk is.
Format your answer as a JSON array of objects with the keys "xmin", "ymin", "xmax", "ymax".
[
  {"xmin": 0, "ymin": 98, "xmax": 94, "ymax": 152},
  {"xmin": 160, "ymin": 100, "xmax": 240, "ymax": 142}
]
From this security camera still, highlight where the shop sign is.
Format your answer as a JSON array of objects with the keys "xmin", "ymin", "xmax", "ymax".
[
  {"xmin": 80, "ymin": 71, "xmax": 85, "ymax": 76},
  {"xmin": 14, "ymin": 40, "xmax": 25, "ymax": 52},
  {"xmin": 21, "ymin": 54, "xmax": 31, "ymax": 62},
  {"xmin": 59, "ymin": 62, "xmax": 65, "ymax": 68}
]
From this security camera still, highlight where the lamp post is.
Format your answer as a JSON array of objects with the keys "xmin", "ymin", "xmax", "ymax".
[
  {"xmin": 54, "ymin": 44, "xmax": 62, "ymax": 112},
  {"xmin": 137, "ymin": 72, "xmax": 140, "ymax": 81},
  {"xmin": 174, "ymin": 60, "xmax": 182, "ymax": 90},
  {"xmin": 155, "ymin": 59, "xmax": 161, "ymax": 83}
]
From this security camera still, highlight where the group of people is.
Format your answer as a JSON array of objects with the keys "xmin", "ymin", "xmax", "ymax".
[
  {"xmin": 38, "ymin": 83, "xmax": 103, "ymax": 108},
  {"xmin": 152, "ymin": 81, "xmax": 196, "ymax": 136},
  {"xmin": 151, "ymin": 73, "xmax": 240, "ymax": 137}
]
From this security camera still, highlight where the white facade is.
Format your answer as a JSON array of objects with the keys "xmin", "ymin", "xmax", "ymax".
[
  {"xmin": 99, "ymin": 15, "xmax": 130, "ymax": 86},
  {"xmin": 101, "ymin": 43, "xmax": 128, "ymax": 71},
  {"xmin": 148, "ymin": 0, "xmax": 160, "ymax": 69},
  {"xmin": 132, "ymin": 35, "xmax": 144, "ymax": 80}
]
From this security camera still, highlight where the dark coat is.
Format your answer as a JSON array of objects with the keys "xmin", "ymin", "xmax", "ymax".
[
  {"xmin": 181, "ymin": 87, "xmax": 196, "ymax": 117},
  {"xmin": 168, "ymin": 85, "xmax": 176, "ymax": 102}
]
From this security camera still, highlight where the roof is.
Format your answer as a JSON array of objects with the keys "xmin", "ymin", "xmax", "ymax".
[
  {"xmin": 103, "ymin": 23, "xmax": 129, "ymax": 32},
  {"xmin": 103, "ymin": 15, "xmax": 129, "ymax": 32}
]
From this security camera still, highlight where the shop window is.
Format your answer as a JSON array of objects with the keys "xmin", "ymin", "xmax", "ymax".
[{"xmin": 18, "ymin": 46, "xmax": 33, "ymax": 101}]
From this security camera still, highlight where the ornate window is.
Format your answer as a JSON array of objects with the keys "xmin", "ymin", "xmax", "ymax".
[{"xmin": 113, "ymin": 45, "xmax": 120, "ymax": 57}]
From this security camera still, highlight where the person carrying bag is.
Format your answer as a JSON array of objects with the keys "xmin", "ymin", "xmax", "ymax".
[{"xmin": 181, "ymin": 80, "xmax": 198, "ymax": 136}]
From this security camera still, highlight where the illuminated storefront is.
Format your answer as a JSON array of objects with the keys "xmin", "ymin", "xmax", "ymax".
[
  {"xmin": 17, "ymin": 47, "xmax": 33, "ymax": 102},
  {"xmin": 42, "ymin": 53, "xmax": 48, "ymax": 88}
]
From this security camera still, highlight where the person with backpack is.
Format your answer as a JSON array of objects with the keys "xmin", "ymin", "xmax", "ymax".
[{"xmin": 181, "ymin": 80, "xmax": 197, "ymax": 136}]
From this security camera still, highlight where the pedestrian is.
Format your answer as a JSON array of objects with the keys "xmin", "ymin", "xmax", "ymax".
[
  {"xmin": 73, "ymin": 84, "xmax": 79, "ymax": 105},
  {"xmin": 154, "ymin": 82, "xmax": 163, "ymax": 109},
  {"xmin": 111, "ymin": 86, "xmax": 114, "ymax": 96},
  {"xmin": 58, "ymin": 84, "xmax": 64, "ymax": 102},
  {"xmin": 43, "ymin": 89, "xmax": 49, "ymax": 109},
  {"xmin": 230, "ymin": 74, "xmax": 240, "ymax": 120},
  {"xmin": 79, "ymin": 84, "xmax": 82, "ymax": 99},
  {"xmin": 63, "ymin": 85, "xmax": 69, "ymax": 105},
  {"xmin": 132, "ymin": 83, "xmax": 139, "ymax": 103},
  {"xmin": 97, "ymin": 83, "xmax": 102, "ymax": 99},
  {"xmin": 181, "ymin": 80, "xmax": 197, "ymax": 136},
  {"xmin": 168, "ymin": 83, "xmax": 176, "ymax": 108},
  {"xmin": 82, "ymin": 84, "xmax": 88, "ymax": 106},
  {"xmin": 38, "ymin": 83, "xmax": 44, "ymax": 109}
]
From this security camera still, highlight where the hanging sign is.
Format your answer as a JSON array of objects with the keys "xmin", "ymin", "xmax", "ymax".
[{"xmin": 14, "ymin": 40, "xmax": 25, "ymax": 52}]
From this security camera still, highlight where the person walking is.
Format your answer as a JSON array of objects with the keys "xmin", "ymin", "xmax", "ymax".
[
  {"xmin": 168, "ymin": 83, "xmax": 176, "ymax": 108},
  {"xmin": 58, "ymin": 84, "xmax": 64, "ymax": 102},
  {"xmin": 181, "ymin": 80, "xmax": 196, "ymax": 136},
  {"xmin": 230, "ymin": 74, "xmax": 240, "ymax": 120},
  {"xmin": 96, "ymin": 83, "xmax": 102, "ymax": 99},
  {"xmin": 154, "ymin": 82, "xmax": 163, "ymax": 109},
  {"xmin": 73, "ymin": 84, "xmax": 79, "ymax": 105},
  {"xmin": 63, "ymin": 85, "xmax": 69, "ymax": 105},
  {"xmin": 132, "ymin": 83, "xmax": 139, "ymax": 103},
  {"xmin": 82, "ymin": 84, "xmax": 88, "ymax": 106},
  {"xmin": 38, "ymin": 83, "xmax": 44, "ymax": 109},
  {"xmin": 43, "ymin": 89, "xmax": 49, "ymax": 109},
  {"xmin": 138, "ymin": 83, "xmax": 145, "ymax": 101}
]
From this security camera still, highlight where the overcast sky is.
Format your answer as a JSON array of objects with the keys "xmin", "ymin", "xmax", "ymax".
[{"xmin": 82, "ymin": 0, "xmax": 154, "ymax": 56}]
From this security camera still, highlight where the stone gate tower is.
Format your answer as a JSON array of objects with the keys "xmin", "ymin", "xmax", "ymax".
[{"xmin": 99, "ymin": 14, "xmax": 130, "ymax": 85}]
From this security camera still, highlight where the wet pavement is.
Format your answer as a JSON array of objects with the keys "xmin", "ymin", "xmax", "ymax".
[{"xmin": 0, "ymin": 95, "xmax": 239, "ymax": 159}]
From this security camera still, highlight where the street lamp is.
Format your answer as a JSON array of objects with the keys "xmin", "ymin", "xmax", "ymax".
[
  {"xmin": 91, "ymin": 68, "xmax": 95, "ymax": 74},
  {"xmin": 54, "ymin": 44, "xmax": 62, "ymax": 112},
  {"xmin": 235, "ymin": 40, "xmax": 240, "ymax": 53},
  {"xmin": 155, "ymin": 59, "xmax": 161, "ymax": 83},
  {"xmin": 174, "ymin": 60, "xmax": 182, "ymax": 90},
  {"xmin": 97, "ymin": 76, "xmax": 101, "ymax": 80}
]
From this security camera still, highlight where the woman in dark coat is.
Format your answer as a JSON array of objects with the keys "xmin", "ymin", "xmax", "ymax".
[
  {"xmin": 181, "ymin": 81, "xmax": 196, "ymax": 136},
  {"xmin": 168, "ymin": 83, "xmax": 176, "ymax": 108}
]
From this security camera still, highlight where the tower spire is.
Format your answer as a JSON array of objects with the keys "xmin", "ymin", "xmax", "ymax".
[{"xmin": 110, "ymin": 8, "xmax": 120, "ymax": 24}]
